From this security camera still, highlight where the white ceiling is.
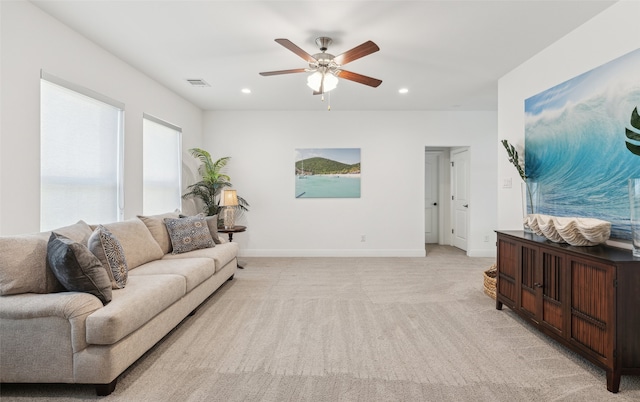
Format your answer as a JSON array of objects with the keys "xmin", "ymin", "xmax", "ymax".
[{"xmin": 31, "ymin": 1, "xmax": 616, "ymax": 112}]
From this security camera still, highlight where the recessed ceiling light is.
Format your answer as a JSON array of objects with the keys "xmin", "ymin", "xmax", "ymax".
[
  {"xmin": 398, "ymin": 88, "xmax": 409, "ymax": 94},
  {"xmin": 241, "ymin": 88, "xmax": 251, "ymax": 94}
]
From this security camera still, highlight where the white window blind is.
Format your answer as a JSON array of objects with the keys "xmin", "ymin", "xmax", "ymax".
[
  {"xmin": 143, "ymin": 114, "xmax": 182, "ymax": 215},
  {"xmin": 40, "ymin": 72, "xmax": 124, "ymax": 231}
]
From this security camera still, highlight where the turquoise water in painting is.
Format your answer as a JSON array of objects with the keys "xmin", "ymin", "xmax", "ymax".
[
  {"xmin": 525, "ymin": 80, "xmax": 640, "ymax": 239},
  {"xmin": 295, "ymin": 175, "xmax": 360, "ymax": 198}
]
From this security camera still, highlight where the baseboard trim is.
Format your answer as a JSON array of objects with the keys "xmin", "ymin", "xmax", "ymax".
[{"xmin": 238, "ymin": 249, "xmax": 427, "ymax": 257}]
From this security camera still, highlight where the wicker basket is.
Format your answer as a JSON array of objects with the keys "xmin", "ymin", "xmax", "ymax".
[{"xmin": 483, "ymin": 264, "xmax": 497, "ymax": 300}]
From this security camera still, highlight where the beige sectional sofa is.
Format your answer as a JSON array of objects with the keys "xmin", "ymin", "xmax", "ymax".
[{"xmin": 0, "ymin": 213, "xmax": 238, "ymax": 395}]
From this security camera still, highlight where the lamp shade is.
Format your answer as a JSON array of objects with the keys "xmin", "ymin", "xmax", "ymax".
[
  {"xmin": 306, "ymin": 71, "xmax": 338, "ymax": 93},
  {"xmin": 220, "ymin": 189, "xmax": 238, "ymax": 206}
]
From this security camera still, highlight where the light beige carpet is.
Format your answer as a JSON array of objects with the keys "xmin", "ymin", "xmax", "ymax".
[{"xmin": 2, "ymin": 246, "xmax": 639, "ymax": 401}]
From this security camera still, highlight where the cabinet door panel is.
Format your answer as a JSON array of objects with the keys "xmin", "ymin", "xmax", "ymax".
[
  {"xmin": 519, "ymin": 245, "xmax": 537, "ymax": 317},
  {"xmin": 541, "ymin": 251, "xmax": 565, "ymax": 334},
  {"xmin": 497, "ymin": 238, "xmax": 517, "ymax": 304},
  {"xmin": 570, "ymin": 258, "xmax": 614, "ymax": 362}
]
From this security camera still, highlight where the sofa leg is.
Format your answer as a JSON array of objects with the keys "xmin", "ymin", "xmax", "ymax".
[
  {"xmin": 227, "ymin": 274, "xmax": 234, "ymax": 281},
  {"xmin": 96, "ymin": 378, "xmax": 117, "ymax": 396}
]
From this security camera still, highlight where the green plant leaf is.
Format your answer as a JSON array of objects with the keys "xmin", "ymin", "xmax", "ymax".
[
  {"xmin": 631, "ymin": 106, "xmax": 640, "ymax": 130},
  {"xmin": 625, "ymin": 107, "xmax": 640, "ymax": 157},
  {"xmin": 626, "ymin": 141, "xmax": 640, "ymax": 156},
  {"xmin": 626, "ymin": 128, "xmax": 640, "ymax": 141},
  {"xmin": 501, "ymin": 139, "xmax": 527, "ymax": 181}
]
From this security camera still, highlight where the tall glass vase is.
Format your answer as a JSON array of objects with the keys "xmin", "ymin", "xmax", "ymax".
[
  {"xmin": 629, "ymin": 178, "xmax": 640, "ymax": 257},
  {"xmin": 522, "ymin": 181, "xmax": 540, "ymax": 233}
]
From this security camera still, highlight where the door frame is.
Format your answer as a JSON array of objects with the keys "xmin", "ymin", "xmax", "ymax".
[{"xmin": 424, "ymin": 146, "xmax": 471, "ymax": 253}]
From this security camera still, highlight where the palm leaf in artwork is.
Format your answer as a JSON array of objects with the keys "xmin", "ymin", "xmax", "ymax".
[{"xmin": 626, "ymin": 107, "xmax": 640, "ymax": 156}]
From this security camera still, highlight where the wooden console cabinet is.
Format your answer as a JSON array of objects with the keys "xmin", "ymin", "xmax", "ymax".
[{"xmin": 495, "ymin": 231, "xmax": 640, "ymax": 393}]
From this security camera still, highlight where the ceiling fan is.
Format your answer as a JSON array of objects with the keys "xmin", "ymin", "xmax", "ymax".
[{"xmin": 259, "ymin": 37, "xmax": 382, "ymax": 95}]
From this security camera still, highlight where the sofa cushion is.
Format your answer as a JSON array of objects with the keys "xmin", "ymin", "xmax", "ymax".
[
  {"xmin": 88, "ymin": 225, "xmax": 128, "ymax": 289},
  {"xmin": 100, "ymin": 218, "xmax": 164, "ymax": 269},
  {"xmin": 128, "ymin": 258, "xmax": 215, "ymax": 292},
  {"xmin": 162, "ymin": 242, "xmax": 239, "ymax": 273},
  {"xmin": 46, "ymin": 232, "xmax": 112, "ymax": 305},
  {"xmin": 165, "ymin": 215, "xmax": 214, "ymax": 254},
  {"xmin": 85, "ymin": 274, "xmax": 186, "ymax": 345},
  {"xmin": 137, "ymin": 212, "xmax": 180, "ymax": 254},
  {"xmin": 0, "ymin": 221, "xmax": 93, "ymax": 296}
]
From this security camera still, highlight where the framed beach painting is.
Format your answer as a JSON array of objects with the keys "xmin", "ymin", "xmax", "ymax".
[
  {"xmin": 295, "ymin": 148, "xmax": 361, "ymax": 198},
  {"xmin": 524, "ymin": 48, "xmax": 640, "ymax": 240}
]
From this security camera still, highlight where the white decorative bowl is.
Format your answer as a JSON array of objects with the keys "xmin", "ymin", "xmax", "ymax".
[{"xmin": 523, "ymin": 214, "xmax": 611, "ymax": 246}]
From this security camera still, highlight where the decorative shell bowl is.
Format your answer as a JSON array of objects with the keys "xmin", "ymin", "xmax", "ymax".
[{"xmin": 523, "ymin": 214, "xmax": 611, "ymax": 246}]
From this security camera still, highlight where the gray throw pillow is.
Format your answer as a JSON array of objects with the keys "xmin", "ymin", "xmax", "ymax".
[
  {"xmin": 165, "ymin": 215, "xmax": 215, "ymax": 254},
  {"xmin": 205, "ymin": 215, "xmax": 222, "ymax": 244},
  {"xmin": 88, "ymin": 225, "xmax": 128, "ymax": 289},
  {"xmin": 47, "ymin": 232, "xmax": 112, "ymax": 305},
  {"xmin": 179, "ymin": 213, "xmax": 221, "ymax": 244}
]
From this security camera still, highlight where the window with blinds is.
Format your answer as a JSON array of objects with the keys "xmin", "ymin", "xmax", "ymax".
[
  {"xmin": 142, "ymin": 114, "xmax": 182, "ymax": 215},
  {"xmin": 40, "ymin": 72, "xmax": 124, "ymax": 231}
]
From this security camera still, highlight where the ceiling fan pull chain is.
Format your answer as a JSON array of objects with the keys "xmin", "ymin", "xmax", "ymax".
[{"xmin": 328, "ymin": 91, "xmax": 331, "ymax": 111}]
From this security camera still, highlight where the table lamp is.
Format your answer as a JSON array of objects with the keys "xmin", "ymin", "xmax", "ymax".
[{"xmin": 220, "ymin": 189, "xmax": 238, "ymax": 229}]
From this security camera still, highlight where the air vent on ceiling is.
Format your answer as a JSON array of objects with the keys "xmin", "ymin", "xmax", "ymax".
[{"xmin": 186, "ymin": 79, "xmax": 210, "ymax": 87}]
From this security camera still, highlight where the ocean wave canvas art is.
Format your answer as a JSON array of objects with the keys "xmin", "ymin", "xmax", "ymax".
[
  {"xmin": 295, "ymin": 148, "xmax": 361, "ymax": 198},
  {"xmin": 525, "ymin": 48, "xmax": 640, "ymax": 240}
]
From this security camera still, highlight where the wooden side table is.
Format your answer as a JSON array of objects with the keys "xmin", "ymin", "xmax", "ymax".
[
  {"xmin": 217, "ymin": 225, "xmax": 246, "ymax": 268},
  {"xmin": 218, "ymin": 225, "xmax": 246, "ymax": 242}
]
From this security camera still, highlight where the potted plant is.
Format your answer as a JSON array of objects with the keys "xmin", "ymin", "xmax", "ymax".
[{"xmin": 182, "ymin": 148, "xmax": 249, "ymax": 221}]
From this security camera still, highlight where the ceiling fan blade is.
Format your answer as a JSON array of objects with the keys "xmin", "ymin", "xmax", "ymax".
[
  {"xmin": 259, "ymin": 68, "xmax": 307, "ymax": 76},
  {"xmin": 336, "ymin": 70, "xmax": 382, "ymax": 88},
  {"xmin": 275, "ymin": 39, "xmax": 316, "ymax": 63},
  {"xmin": 333, "ymin": 41, "xmax": 380, "ymax": 65}
]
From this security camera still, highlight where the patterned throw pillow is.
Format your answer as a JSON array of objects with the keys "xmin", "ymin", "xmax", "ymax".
[
  {"xmin": 88, "ymin": 225, "xmax": 128, "ymax": 289},
  {"xmin": 164, "ymin": 215, "xmax": 215, "ymax": 254},
  {"xmin": 179, "ymin": 213, "xmax": 221, "ymax": 244},
  {"xmin": 46, "ymin": 232, "xmax": 112, "ymax": 305}
]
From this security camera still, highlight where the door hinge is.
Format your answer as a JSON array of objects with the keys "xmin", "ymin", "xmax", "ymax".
[
  {"xmin": 452, "ymin": 229, "xmax": 454, "ymax": 234},
  {"xmin": 613, "ymin": 349, "xmax": 617, "ymax": 358},
  {"xmin": 451, "ymin": 161, "xmax": 454, "ymax": 167},
  {"xmin": 614, "ymin": 279, "xmax": 617, "ymax": 288},
  {"xmin": 451, "ymin": 195, "xmax": 454, "ymax": 200}
]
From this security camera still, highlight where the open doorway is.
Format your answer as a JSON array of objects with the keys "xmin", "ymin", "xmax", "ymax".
[{"xmin": 424, "ymin": 147, "xmax": 469, "ymax": 253}]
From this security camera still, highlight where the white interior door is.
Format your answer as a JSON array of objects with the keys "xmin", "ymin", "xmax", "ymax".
[
  {"xmin": 451, "ymin": 148, "xmax": 469, "ymax": 251},
  {"xmin": 425, "ymin": 152, "xmax": 439, "ymax": 243}
]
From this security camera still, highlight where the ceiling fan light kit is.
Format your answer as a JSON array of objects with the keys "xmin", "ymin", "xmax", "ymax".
[
  {"xmin": 260, "ymin": 36, "xmax": 382, "ymax": 101},
  {"xmin": 307, "ymin": 71, "xmax": 338, "ymax": 92}
]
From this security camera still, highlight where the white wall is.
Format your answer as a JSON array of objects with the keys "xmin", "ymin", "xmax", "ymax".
[
  {"xmin": 203, "ymin": 111, "xmax": 497, "ymax": 257},
  {"xmin": 0, "ymin": 1, "xmax": 204, "ymax": 235},
  {"xmin": 497, "ymin": 1, "xmax": 640, "ymax": 230}
]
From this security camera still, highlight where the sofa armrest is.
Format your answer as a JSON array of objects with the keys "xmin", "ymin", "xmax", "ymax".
[{"xmin": 0, "ymin": 292, "xmax": 103, "ymax": 353}]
